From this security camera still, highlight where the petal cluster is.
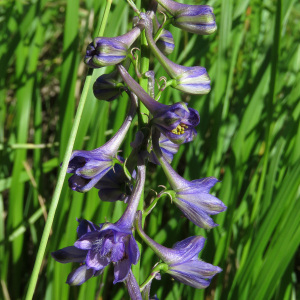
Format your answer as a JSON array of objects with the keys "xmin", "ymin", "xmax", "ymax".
[
  {"xmin": 52, "ymin": 219, "xmax": 140, "ymax": 285},
  {"xmin": 153, "ymin": 134, "xmax": 226, "ymax": 229},
  {"xmin": 135, "ymin": 211, "xmax": 221, "ymax": 289},
  {"xmin": 151, "ymin": 102, "xmax": 200, "ymax": 144},
  {"xmin": 173, "ymin": 177, "xmax": 227, "ymax": 229},
  {"xmin": 75, "ymin": 223, "xmax": 139, "ymax": 284},
  {"xmin": 66, "ymin": 94, "xmax": 137, "ymax": 192},
  {"xmin": 166, "ymin": 236, "xmax": 222, "ymax": 289},
  {"xmin": 67, "ymin": 149, "xmax": 114, "ymax": 192}
]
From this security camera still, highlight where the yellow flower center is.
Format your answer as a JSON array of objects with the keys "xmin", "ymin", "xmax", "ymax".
[{"xmin": 171, "ymin": 123, "xmax": 188, "ymax": 135}]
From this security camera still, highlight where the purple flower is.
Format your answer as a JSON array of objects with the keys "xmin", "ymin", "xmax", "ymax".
[
  {"xmin": 149, "ymin": 133, "xmax": 179, "ymax": 165},
  {"xmin": 135, "ymin": 211, "xmax": 222, "ymax": 289},
  {"xmin": 93, "ymin": 70, "xmax": 126, "ymax": 102},
  {"xmin": 95, "ymin": 163, "xmax": 135, "ymax": 203},
  {"xmin": 51, "ymin": 220, "xmax": 139, "ymax": 285},
  {"xmin": 156, "ymin": 0, "xmax": 217, "ymax": 35},
  {"xmin": 52, "ymin": 163, "xmax": 146, "ymax": 286},
  {"xmin": 67, "ymin": 94, "xmax": 137, "ymax": 192},
  {"xmin": 74, "ymin": 223, "xmax": 139, "ymax": 284},
  {"xmin": 117, "ymin": 64, "xmax": 200, "ymax": 144},
  {"xmin": 152, "ymin": 134, "xmax": 226, "ymax": 229},
  {"xmin": 84, "ymin": 24, "xmax": 143, "ymax": 68},
  {"xmin": 139, "ymin": 13, "xmax": 211, "ymax": 95}
]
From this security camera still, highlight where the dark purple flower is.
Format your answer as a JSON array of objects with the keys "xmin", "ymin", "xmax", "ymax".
[
  {"xmin": 135, "ymin": 211, "xmax": 222, "ymax": 289},
  {"xmin": 139, "ymin": 13, "xmax": 211, "ymax": 95},
  {"xmin": 117, "ymin": 64, "xmax": 200, "ymax": 144},
  {"xmin": 52, "ymin": 163, "xmax": 146, "ymax": 286},
  {"xmin": 153, "ymin": 135, "xmax": 226, "ymax": 229},
  {"xmin": 74, "ymin": 223, "xmax": 139, "ymax": 284},
  {"xmin": 95, "ymin": 163, "xmax": 135, "ymax": 203},
  {"xmin": 67, "ymin": 94, "xmax": 137, "ymax": 192},
  {"xmin": 84, "ymin": 24, "xmax": 143, "ymax": 68},
  {"xmin": 157, "ymin": 0, "xmax": 217, "ymax": 35},
  {"xmin": 51, "ymin": 220, "xmax": 139, "ymax": 285}
]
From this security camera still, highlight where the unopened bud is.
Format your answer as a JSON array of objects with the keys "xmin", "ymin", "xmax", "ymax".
[
  {"xmin": 157, "ymin": 0, "xmax": 217, "ymax": 35},
  {"xmin": 84, "ymin": 24, "xmax": 143, "ymax": 68},
  {"xmin": 93, "ymin": 71, "xmax": 125, "ymax": 101}
]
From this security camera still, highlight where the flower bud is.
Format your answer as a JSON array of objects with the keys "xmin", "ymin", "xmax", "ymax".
[
  {"xmin": 93, "ymin": 71, "xmax": 125, "ymax": 102},
  {"xmin": 95, "ymin": 163, "xmax": 135, "ymax": 203},
  {"xmin": 84, "ymin": 24, "xmax": 143, "ymax": 68},
  {"xmin": 156, "ymin": 29, "xmax": 175, "ymax": 56},
  {"xmin": 157, "ymin": 0, "xmax": 217, "ymax": 35},
  {"xmin": 153, "ymin": 16, "xmax": 175, "ymax": 55},
  {"xmin": 175, "ymin": 66, "xmax": 211, "ymax": 94}
]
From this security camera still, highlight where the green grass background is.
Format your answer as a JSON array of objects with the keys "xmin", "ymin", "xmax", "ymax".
[{"xmin": 1, "ymin": 0, "xmax": 299, "ymax": 299}]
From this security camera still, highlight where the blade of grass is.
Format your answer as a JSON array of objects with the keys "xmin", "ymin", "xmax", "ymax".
[{"xmin": 25, "ymin": 1, "xmax": 113, "ymax": 299}]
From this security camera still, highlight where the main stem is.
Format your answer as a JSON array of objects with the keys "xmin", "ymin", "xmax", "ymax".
[
  {"xmin": 25, "ymin": 1, "xmax": 112, "ymax": 299},
  {"xmin": 131, "ymin": 3, "xmax": 151, "ymax": 284}
]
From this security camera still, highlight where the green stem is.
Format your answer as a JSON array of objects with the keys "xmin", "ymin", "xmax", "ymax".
[
  {"xmin": 139, "ymin": 13, "xmax": 150, "ymax": 124},
  {"xmin": 139, "ymin": 263, "xmax": 168, "ymax": 291},
  {"xmin": 143, "ymin": 192, "xmax": 169, "ymax": 221},
  {"xmin": 131, "ymin": 4, "xmax": 151, "ymax": 285},
  {"xmin": 154, "ymin": 79, "xmax": 175, "ymax": 100},
  {"xmin": 153, "ymin": 18, "xmax": 172, "ymax": 42},
  {"xmin": 127, "ymin": 0, "xmax": 141, "ymax": 14},
  {"xmin": 24, "ymin": 1, "xmax": 112, "ymax": 299}
]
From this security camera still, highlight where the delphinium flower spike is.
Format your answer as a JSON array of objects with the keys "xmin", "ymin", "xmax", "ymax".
[
  {"xmin": 135, "ymin": 211, "xmax": 222, "ymax": 289},
  {"xmin": 52, "ymin": 161, "xmax": 146, "ymax": 289},
  {"xmin": 139, "ymin": 12, "xmax": 211, "ymax": 95},
  {"xmin": 67, "ymin": 93, "xmax": 138, "ymax": 192},
  {"xmin": 117, "ymin": 64, "xmax": 200, "ymax": 144},
  {"xmin": 152, "ymin": 130, "xmax": 226, "ymax": 229},
  {"xmin": 156, "ymin": 0, "xmax": 217, "ymax": 35}
]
